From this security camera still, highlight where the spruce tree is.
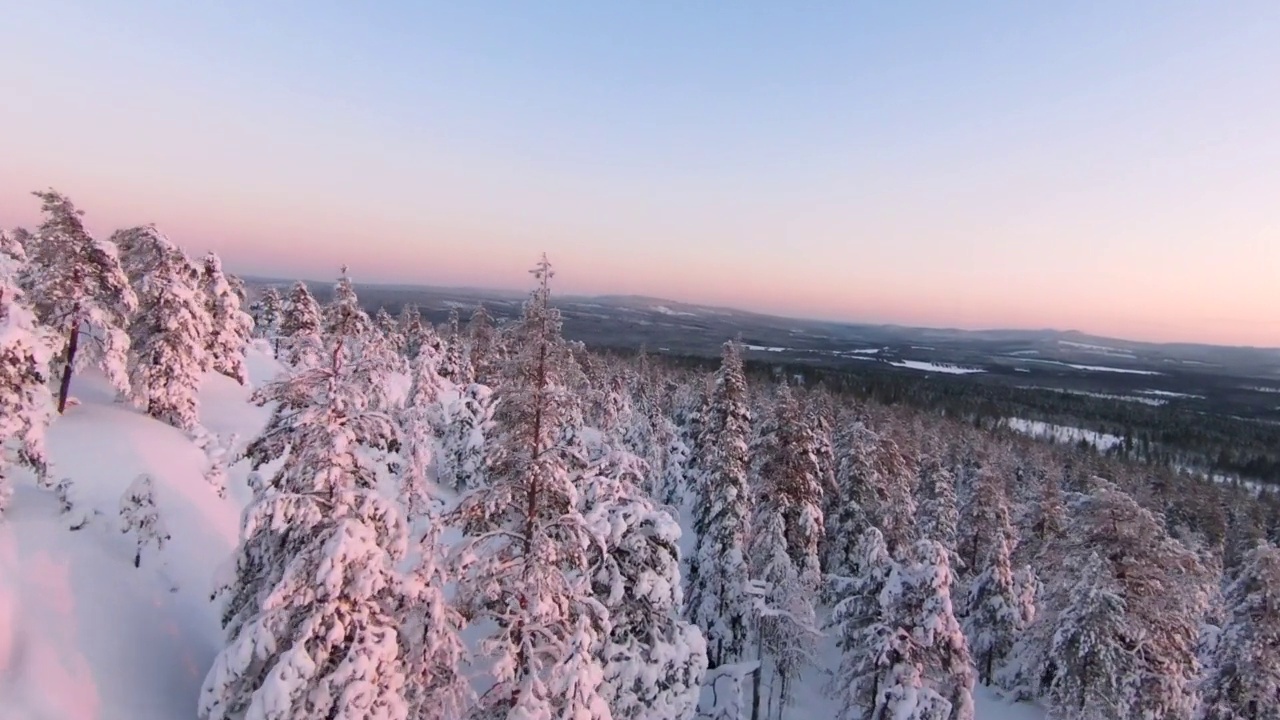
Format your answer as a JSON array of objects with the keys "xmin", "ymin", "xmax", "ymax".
[
  {"xmin": 1046, "ymin": 552, "xmax": 1130, "ymax": 719},
  {"xmin": 21, "ymin": 190, "xmax": 137, "ymax": 412},
  {"xmin": 119, "ymin": 473, "xmax": 170, "ymax": 568},
  {"xmin": 279, "ymin": 281, "xmax": 323, "ymax": 368},
  {"xmin": 585, "ymin": 448, "xmax": 707, "ymax": 720},
  {"xmin": 201, "ymin": 252, "xmax": 253, "ymax": 385},
  {"xmin": 201, "ymin": 302, "xmax": 408, "ymax": 720},
  {"xmin": 399, "ymin": 344, "xmax": 448, "ymax": 519},
  {"xmin": 449, "ymin": 255, "xmax": 611, "ymax": 719},
  {"xmin": 116, "ymin": 226, "xmax": 212, "ymax": 430},
  {"xmin": 438, "ymin": 307, "xmax": 471, "ymax": 385},
  {"xmin": 688, "ymin": 339, "xmax": 754, "ymax": 668},
  {"xmin": 466, "ymin": 304, "xmax": 499, "ymax": 384},
  {"xmin": 401, "ymin": 523, "xmax": 473, "ymax": 720},
  {"xmin": 1197, "ymin": 542, "xmax": 1280, "ymax": 720}
]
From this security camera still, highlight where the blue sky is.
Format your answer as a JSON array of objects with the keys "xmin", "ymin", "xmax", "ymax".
[{"xmin": 2, "ymin": 1, "xmax": 1278, "ymax": 344}]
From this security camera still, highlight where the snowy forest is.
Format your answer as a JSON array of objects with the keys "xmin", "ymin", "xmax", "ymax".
[{"xmin": 3, "ymin": 190, "xmax": 1280, "ymax": 720}]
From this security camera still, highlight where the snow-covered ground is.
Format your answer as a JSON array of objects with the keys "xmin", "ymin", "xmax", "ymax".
[
  {"xmin": 889, "ymin": 359, "xmax": 986, "ymax": 375},
  {"xmin": 999, "ymin": 417, "xmax": 1124, "ymax": 453},
  {"xmin": 1, "ymin": 344, "xmax": 1043, "ymax": 720},
  {"xmin": 1019, "ymin": 358, "xmax": 1162, "ymax": 375}
]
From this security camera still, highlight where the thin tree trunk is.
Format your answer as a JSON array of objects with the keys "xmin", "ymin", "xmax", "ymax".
[
  {"xmin": 751, "ymin": 632, "xmax": 763, "ymax": 720},
  {"xmin": 57, "ymin": 325, "xmax": 81, "ymax": 414}
]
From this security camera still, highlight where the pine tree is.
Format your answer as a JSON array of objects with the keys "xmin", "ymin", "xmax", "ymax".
[
  {"xmin": 963, "ymin": 511, "xmax": 1020, "ymax": 686},
  {"xmin": 398, "ymin": 304, "xmax": 427, "ymax": 360},
  {"xmin": 449, "ymin": 255, "xmax": 611, "ymax": 719},
  {"xmin": 0, "ymin": 230, "xmax": 53, "ymax": 511},
  {"xmin": 1197, "ymin": 542, "xmax": 1280, "ymax": 720},
  {"xmin": 116, "ymin": 226, "xmax": 212, "ymax": 430},
  {"xmin": 201, "ymin": 252, "xmax": 253, "ymax": 385},
  {"xmin": 119, "ymin": 474, "xmax": 170, "ymax": 568},
  {"xmin": 21, "ymin": 190, "xmax": 138, "ymax": 412},
  {"xmin": 1046, "ymin": 552, "xmax": 1131, "ymax": 720},
  {"xmin": 279, "ymin": 281, "xmax": 323, "ymax": 368},
  {"xmin": 375, "ymin": 306, "xmax": 405, "ymax": 355},
  {"xmin": 688, "ymin": 340, "xmax": 754, "ymax": 668},
  {"xmin": 401, "ymin": 523, "xmax": 473, "ymax": 720},
  {"xmin": 748, "ymin": 510, "xmax": 816, "ymax": 718},
  {"xmin": 200, "ymin": 306, "xmax": 408, "ymax": 720}
]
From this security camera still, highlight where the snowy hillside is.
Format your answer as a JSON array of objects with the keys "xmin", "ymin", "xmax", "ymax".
[{"xmin": 1, "ymin": 354, "xmax": 1045, "ymax": 720}]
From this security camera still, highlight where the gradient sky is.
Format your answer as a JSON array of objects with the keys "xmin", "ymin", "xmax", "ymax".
[{"xmin": 2, "ymin": 1, "xmax": 1278, "ymax": 346}]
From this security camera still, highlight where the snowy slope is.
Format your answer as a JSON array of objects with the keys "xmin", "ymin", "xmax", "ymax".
[
  {"xmin": 0, "ymin": 343, "xmax": 1041, "ymax": 720},
  {"xmin": 0, "ymin": 347, "xmax": 280, "ymax": 720}
]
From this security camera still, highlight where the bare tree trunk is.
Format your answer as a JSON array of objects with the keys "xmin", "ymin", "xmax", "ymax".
[
  {"xmin": 751, "ymin": 632, "xmax": 763, "ymax": 720},
  {"xmin": 57, "ymin": 325, "xmax": 81, "ymax": 414}
]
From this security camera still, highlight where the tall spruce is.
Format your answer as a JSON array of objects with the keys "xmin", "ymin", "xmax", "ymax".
[
  {"xmin": 688, "ymin": 339, "xmax": 754, "ymax": 668},
  {"xmin": 449, "ymin": 255, "xmax": 611, "ymax": 719},
  {"xmin": 200, "ymin": 292, "xmax": 408, "ymax": 720},
  {"xmin": 201, "ymin": 252, "xmax": 253, "ymax": 385},
  {"xmin": 279, "ymin": 281, "xmax": 323, "ymax": 368},
  {"xmin": 1197, "ymin": 542, "xmax": 1280, "ymax": 720},
  {"xmin": 115, "ymin": 226, "xmax": 212, "ymax": 430}
]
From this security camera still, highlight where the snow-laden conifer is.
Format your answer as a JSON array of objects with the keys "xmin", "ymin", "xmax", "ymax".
[
  {"xmin": 961, "ymin": 468, "xmax": 1022, "ymax": 686},
  {"xmin": 116, "ymin": 226, "xmax": 212, "ymax": 430},
  {"xmin": 438, "ymin": 307, "xmax": 471, "ymax": 385},
  {"xmin": 21, "ymin": 190, "xmax": 137, "ymax": 412},
  {"xmin": 201, "ymin": 252, "xmax": 253, "ymax": 385},
  {"xmin": 448, "ymin": 255, "xmax": 611, "ymax": 719},
  {"xmin": 119, "ymin": 474, "xmax": 170, "ymax": 568},
  {"xmin": 279, "ymin": 281, "xmax": 323, "ymax": 368},
  {"xmin": 0, "ymin": 230, "xmax": 54, "ymax": 510},
  {"xmin": 829, "ymin": 527, "xmax": 897, "ymax": 719},
  {"xmin": 1045, "ymin": 552, "xmax": 1130, "ymax": 719},
  {"xmin": 200, "ymin": 299, "xmax": 409, "ymax": 720},
  {"xmin": 438, "ymin": 383, "xmax": 495, "ymax": 493},
  {"xmin": 1196, "ymin": 542, "xmax": 1280, "ymax": 720},
  {"xmin": 467, "ymin": 304, "xmax": 499, "ymax": 384},
  {"xmin": 399, "ymin": 343, "xmax": 449, "ymax": 519},
  {"xmin": 688, "ymin": 339, "xmax": 754, "ymax": 668},
  {"xmin": 401, "ymin": 522, "xmax": 473, "ymax": 720},
  {"xmin": 249, "ymin": 286, "xmax": 283, "ymax": 343},
  {"xmin": 585, "ymin": 448, "xmax": 707, "ymax": 720}
]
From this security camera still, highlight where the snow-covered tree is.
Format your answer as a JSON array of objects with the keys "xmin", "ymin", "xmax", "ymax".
[
  {"xmin": 249, "ymin": 287, "xmax": 283, "ymax": 339},
  {"xmin": 918, "ymin": 457, "xmax": 959, "ymax": 553},
  {"xmin": 119, "ymin": 474, "xmax": 170, "ymax": 568},
  {"xmin": 250, "ymin": 286, "xmax": 284, "ymax": 355},
  {"xmin": 467, "ymin": 304, "xmax": 499, "ymax": 384},
  {"xmin": 748, "ymin": 510, "xmax": 817, "ymax": 718},
  {"xmin": 116, "ymin": 226, "xmax": 212, "ymax": 430},
  {"xmin": 586, "ymin": 450, "xmax": 707, "ymax": 720},
  {"xmin": 399, "ymin": 344, "xmax": 449, "ymax": 519},
  {"xmin": 881, "ymin": 540, "xmax": 976, "ymax": 720},
  {"xmin": 279, "ymin": 281, "xmax": 323, "ymax": 368},
  {"xmin": 449, "ymin": 255, "xmax": 611, "ymax": 719},
  {"xmin": 688, "ymin": 339, "xmax": 754, "ymax": 668},
  {"xmin": 374, "ymin": 306, "xmax": 405, "ymax": 354},
  {"xmin": 829, "ymin": 527, "xmax": 898, "ymax": 719},
  {"xmin": 323, "ymin": 268, "xmax": 403, "ymax": 409},
  {"xmin": 201, "ymin": 252, "xmax": 253, "ymax": 385},
  {"xmin": 1197, "ymin": 542, "xmax": 1280, "ymax": 720},
  {"xmin": 200, "ymin": 305, "xmax": 409, "ymax": 720},
  {"xmin": 1045, "ymin": 552, "xmax": 1131, "ymax": 719},
  {"xmin": 755, "ymin": 383, "xmax": 825, "ymax": 586},
  {"xmin": 961, "ymin": 466, "xmax": 1021, "ymax": 686},
  {"xmin": 21, "ymin": 190, "xmax": 137, "ymax": 412},
  {"xmin": 438, "ymin": 308, "xmax": 470, "ymax": 385},
  {"xmin": 438, "ymin": 383, "xmax": 495, "ymax": 493},
  {"xmin": 0, "ymin": 230, "xmax": 54, "ymax": 511},
  {"xmin": 400, "ymin": 523, "xmax": 472, "ymax": 720},
  {"xmin": 825, "ymin": 420, "xmax": 916, "ymax": 577}
]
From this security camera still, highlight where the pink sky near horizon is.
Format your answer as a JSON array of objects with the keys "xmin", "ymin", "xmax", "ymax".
[{"xmin": 2, "ymin": 2, "xmax": 1278, "ymax": 349}]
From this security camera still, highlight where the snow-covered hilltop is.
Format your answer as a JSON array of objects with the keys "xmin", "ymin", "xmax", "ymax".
[{"xmin": 3, "ymin": 193, "xmax": 1279, "ymax": 720}]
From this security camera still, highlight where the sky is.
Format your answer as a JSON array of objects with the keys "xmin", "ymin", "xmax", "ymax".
[{"xmin": 2, "ymin": 1, "xmax": 1278, "ymax": 346}]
